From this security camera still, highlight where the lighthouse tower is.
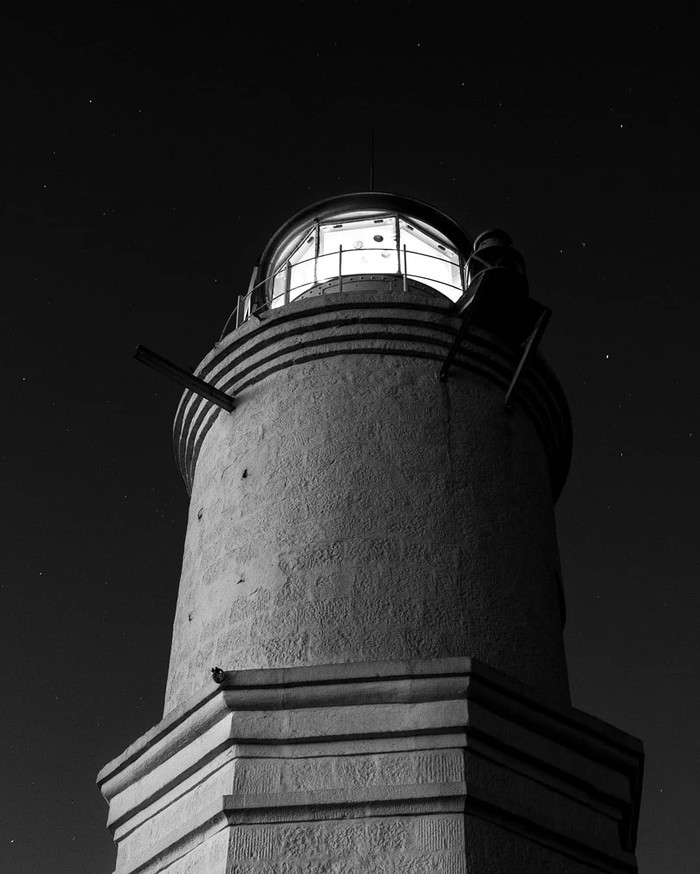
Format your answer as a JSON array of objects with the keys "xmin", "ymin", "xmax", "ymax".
[{"xmin": 98, "ymin": 193, "xmax": 643, "ymax": 873}]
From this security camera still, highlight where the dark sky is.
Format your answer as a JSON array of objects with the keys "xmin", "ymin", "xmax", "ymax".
[{"xmin": 2, "ymin": 4, "xmax": 699, "ymax": 872}]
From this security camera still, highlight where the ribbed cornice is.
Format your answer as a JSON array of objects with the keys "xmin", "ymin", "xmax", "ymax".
[{"xmin": 173, "ymin": 288, "xmax": 572, "ymax": 499}]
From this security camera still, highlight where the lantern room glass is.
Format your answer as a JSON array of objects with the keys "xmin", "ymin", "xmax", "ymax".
[
  {"xmin": 399, "ymin": 220, "xmax": 462, "ymax": 300},
  {"xmin": 269, "ymin": 210, "xmax": 464, "ymax": 307}
]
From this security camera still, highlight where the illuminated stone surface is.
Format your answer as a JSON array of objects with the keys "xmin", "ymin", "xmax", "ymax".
[
  {"xmin": 98, "ymin": 660, "xmax": 642, "ymax": 874},
  {"xmin": 98, "ymin": 195, "xmax": 642, "ymax": 871},
  {"xmin": 165, "ymin": 288, "xmax": 572, "ymax": 713}
]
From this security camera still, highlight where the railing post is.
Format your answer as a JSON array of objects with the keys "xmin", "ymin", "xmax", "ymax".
[
  {"xmin": 402, "ymin": 245, "xmax": 408, "ymax": 293},
  {"xmin": 284, "ymin": 262, "xmax": 291, "ymax": 305},
  {"xmin": 244, "ymin": 264, "xmax": 259, "ymax": 321},
  {"xmin": 338, "ymin": 245, "xmax": 343, "ymax": 293}
]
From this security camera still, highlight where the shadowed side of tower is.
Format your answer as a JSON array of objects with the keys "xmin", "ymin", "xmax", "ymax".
[{"xmin": 98, "ymin": 193, "xmax": 643, "ymax": 874}]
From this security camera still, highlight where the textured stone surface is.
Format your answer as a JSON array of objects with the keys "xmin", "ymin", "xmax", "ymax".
[
  {"xmin": 98, "ymin": 286, "xmax": 647, "ymax": 872},
  {"xmin": 98, "ymin": 659, "xmax": 643, "ymax": 874},
  {"xmin": 225, "ymin": 815, "xmax": 466, "ymax": 873},
  {"xmin": 164, "ymin": 291, "xmax": 572, "ymax": 713},
  {"xmin": 97, "ymin": 249, "xmax": 646, "ymax": 871}
]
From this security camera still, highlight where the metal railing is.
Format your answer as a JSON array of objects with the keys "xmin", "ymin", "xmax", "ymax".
[{"xmin": 220, "ymin": 247, "xmax": 469, "ymax": 340}]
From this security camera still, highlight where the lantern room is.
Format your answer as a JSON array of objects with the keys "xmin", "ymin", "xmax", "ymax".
[{"xmin": 229, "ymin": 193, "xmax": 475, "ymax": 330}]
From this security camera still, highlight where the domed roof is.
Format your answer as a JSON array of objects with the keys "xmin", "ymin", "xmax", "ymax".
[{"xmin": 257, "ymin": 191, "xmax": 473, "ymax": 280}]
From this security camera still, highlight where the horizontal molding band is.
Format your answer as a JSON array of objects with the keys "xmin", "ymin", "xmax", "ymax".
[
  {"xmin": 99, "ymin": 658, "xmax": 642, "ymax": 863},
  {"xmin": 111, "ymin": 786, "xmax": 637, "ymax": 874},
  {"xmin": 172, "ymin": 295, "xmax": 572, "ymax": 498}
]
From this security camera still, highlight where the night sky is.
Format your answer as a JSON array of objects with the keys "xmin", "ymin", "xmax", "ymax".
[{"xmin": 3, "ymin": 5, "xmax": 699, "ymax": 872}]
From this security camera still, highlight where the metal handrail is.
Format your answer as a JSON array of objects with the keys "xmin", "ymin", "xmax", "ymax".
[{"xmin": 220, "ymin": 247, "xmax": 467, "ymax": 339}]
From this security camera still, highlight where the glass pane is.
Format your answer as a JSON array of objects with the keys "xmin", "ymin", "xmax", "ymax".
[
  {"xmin": 318, "ymin": 216, "xmax": 398, "ymax": 281},
  {"xmin": 399, "ymin": 219, "xmax": 462, "ymax": 301},
  {"xmin": 288, "ymin": 232, "xmax": 317, "ymax": 302},
  {"xmin": 270, "ymin": 265, "xmax": 287, "ymax": 308}
]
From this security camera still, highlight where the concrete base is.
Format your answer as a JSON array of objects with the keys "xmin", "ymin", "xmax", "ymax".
[{"xmin": 98, "ymin": 658, "xmax": 643, "ymax": 873}]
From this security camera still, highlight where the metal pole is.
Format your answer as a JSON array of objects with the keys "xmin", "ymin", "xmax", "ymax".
[
  {"xmin": 134, "ymin": 345, "xmax": 234, "ymax": 412},
  {"xmin": 338, "ymin": 245, "xmax": 343, "ymax": 293},
  {"xmin": 402, "ymin": 245, "xmax": 408, "ymax": 293},
  {"xmin": 284, "ymin": 262, "xmax": 291, "ymax": 305},
  {"xmin": 438, "ymin": 273, "xmax": 486, "ymax": 383},
  {"xmin": 504, "ymin": 306, "xmax": 552, "ymax": 410}
]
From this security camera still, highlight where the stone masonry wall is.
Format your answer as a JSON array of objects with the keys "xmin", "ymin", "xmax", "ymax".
[{"xmin": 164, "ymin": 298, "xmax": 570, "ymax": 712}]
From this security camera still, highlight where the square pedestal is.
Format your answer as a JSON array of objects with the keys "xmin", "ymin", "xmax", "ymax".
[{"xmin": 98, "ymin": 658, "xmax": 642, "ymax": 873}]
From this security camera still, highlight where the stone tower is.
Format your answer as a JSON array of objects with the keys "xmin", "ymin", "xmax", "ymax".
[{"xmin": 98, "ymin": 193, "xmax": 643, "ymax": 873}]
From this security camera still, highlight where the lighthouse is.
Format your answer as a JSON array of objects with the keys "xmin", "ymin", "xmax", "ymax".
[{"xmin": 98, "ymin": 193, "xmax": 643, "ymax": 873}]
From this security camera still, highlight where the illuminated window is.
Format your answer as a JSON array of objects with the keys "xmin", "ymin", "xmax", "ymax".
[
  {"xmin": 269, "ymin": 210, "xmax": 464, "ymax": 308},
  {"xmin": 317, "ymin": 215, "xmax": 399, "ymax": 281},
  {"xmin": 289, "ymin": 233, "xmax": 317, "ymax": 302},
  {"xmin": 399, "ymin": 220, "xmax": 462, "ymax": 302}
]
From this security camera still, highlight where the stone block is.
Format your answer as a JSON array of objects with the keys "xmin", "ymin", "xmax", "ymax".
[{"xmin": 98, "ymin": 658, "xmax": 642, "ymax": 873}]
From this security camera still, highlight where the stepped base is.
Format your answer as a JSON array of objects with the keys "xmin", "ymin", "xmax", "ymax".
[{"xmin": 98, "ymin": 658, "xmax": 642, "ymax": 873}]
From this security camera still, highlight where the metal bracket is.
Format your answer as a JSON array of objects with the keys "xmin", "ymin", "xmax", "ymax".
[
  {"xmin": 438, "ymin": 273, "xmax": 485, "ymax": 383},
  {"xmin": 439, "ymin": 276, "xmax": 551, "ymax": 409},
  {"xmin": 504, "ymin": 304, "xmax": 551, "ymax": 410},
  {"xmin": 134, "ymin": 345, "xmax": 235, "ymax": 412}
]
